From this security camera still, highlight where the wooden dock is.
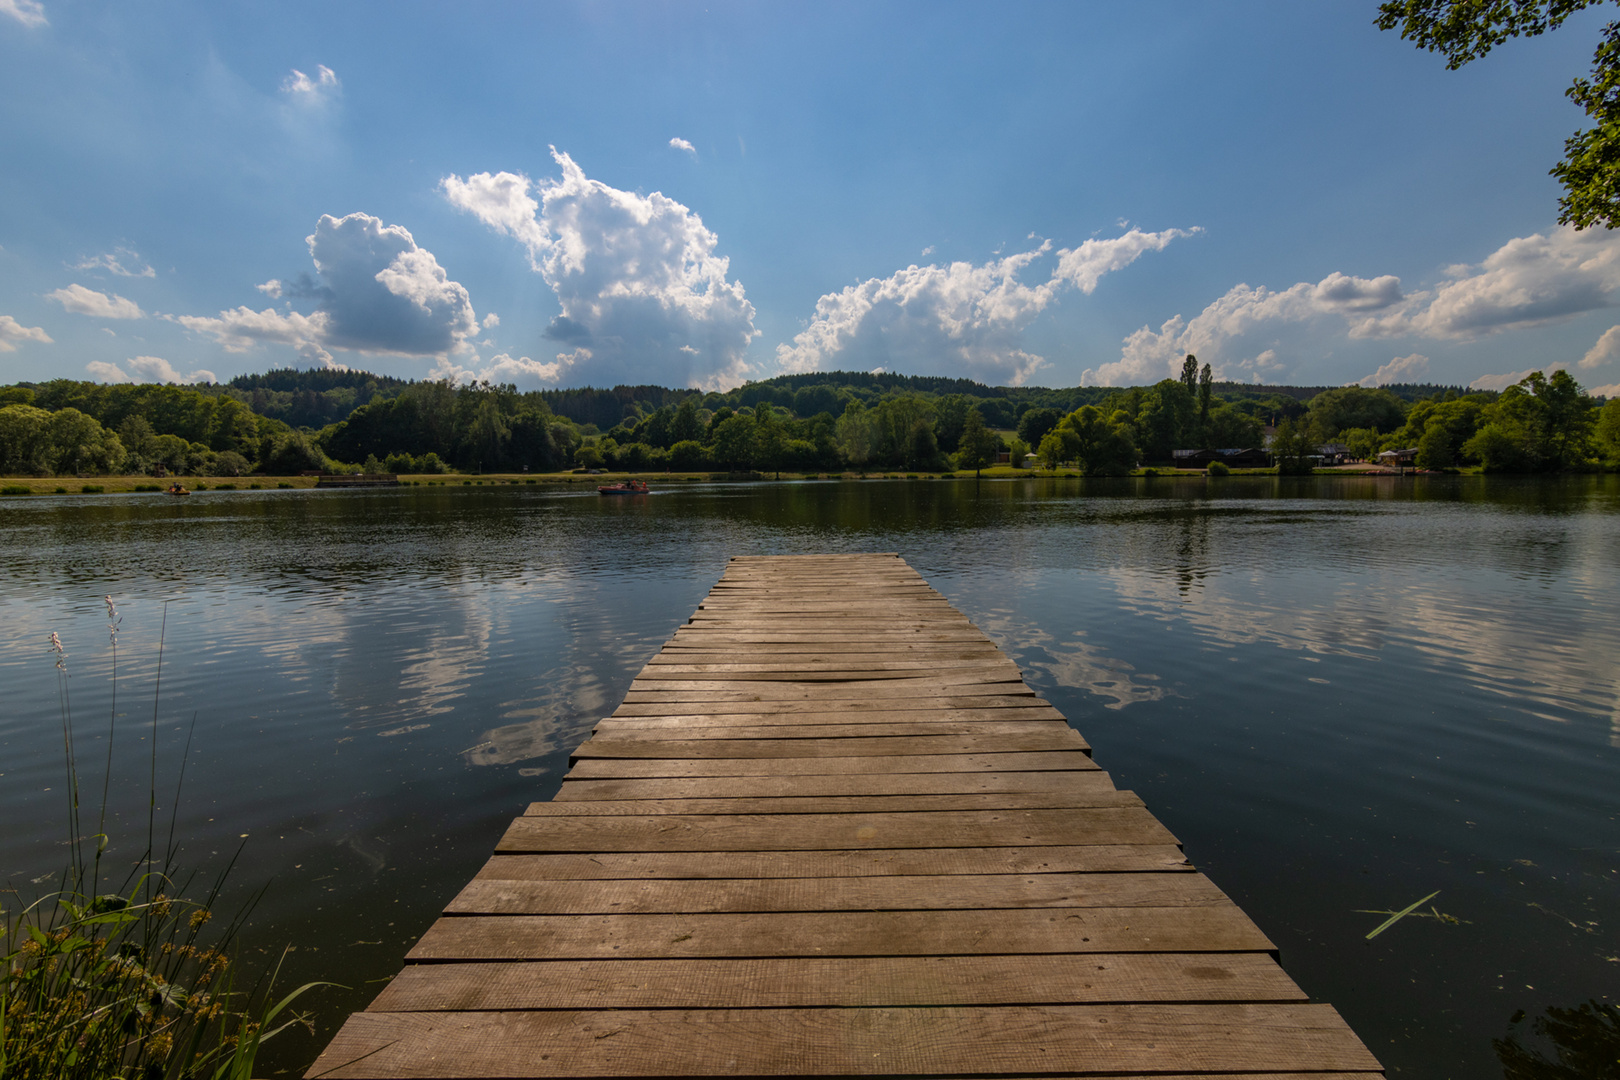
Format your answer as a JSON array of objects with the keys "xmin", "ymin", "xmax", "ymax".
[{"xmin": 309, "ymin": 553, "xmax": 1382, "ymax": 1079}]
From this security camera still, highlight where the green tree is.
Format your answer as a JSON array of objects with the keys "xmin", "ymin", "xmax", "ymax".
[
  {"xmin": 1415, "ymin": 419, "xmax": 1456, "ymax": 469},
  {"xmin": 904, "ymin": 419, "xmax": 946, "ymax": 471},
  {"xmin": 46, "ymin": 408, "xmax": 124, "ymax": 475},
  {"xmin": 1306, "ymin": 386, "xmax": 1407, "ymax": 440},
  {"xmin": 1462, "ymin": 369, "xmax": 1596, "ymax": 470},
  {"xmin": 1132, "ymin": 380, "xmax": 1197, "ymax": 462},
  {"xmin": 1180, "ymin": 354, "xmax": 1199, "ymax": 391},
  {"xmin": 259, "ymin": 431, "xmax": 327, "ymax": 475},
  {"xmin": 0, "ymin": 404, "xmax": 53, "ymax": 475},
  {"xmin": 1016, "ymin": 406, "xmax": 1063, "ymax": 447},
  {"xmin": 1376, "ymin": 0, "xmax": 1620, "ymax": 228},
  {"xmin": 670, "ymin": 398, "xmax": 704, "ymax": 444},
  {"xmin": 711, "ymin": 412, "xmax": 757, "ymax": 470},
  {"xmin": 669, "ymin": 439, "xmax": 708, "ymax": 470},
  {"xmin": 1597, "ymin": 397, "xmax": 1620, "ymax": 464},
  {"xmin": 1005, "ymin": 436, "xmax": 1030, "ymax": 470},
  {"xmin": 1036, "ymin": 429, "xmax": 1074, "ymax": 471},
  {"xmin": 954, "ymin": 407, "xmax": 1001, "ymax": 476},
  {"xmin": 834, "ymin": 401, "xmax": 878, "ymax": 471},
  {"xmin": 1340, "ymin": 426, "xmax": 1384, "ymax": 462},
  {"xmin": 753, "ymin": 405, "xmax": 787, "ymax": 477},
  {"xmin": 1197, "ymin": 362, "xmax": 1213, "ymax": 442},
  {"xmin": 1057, "ymin": 405, "xmax": 1138, "ymax": 476},
  {"xmin": 1272, "ymin": 418, "xmax": 1317, "ymax": 475}
]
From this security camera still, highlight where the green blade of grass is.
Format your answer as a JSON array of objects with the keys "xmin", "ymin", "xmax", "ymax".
[{"xmin": 1365, "ymin": 889, "xmax": 1441, "ymax": 940}]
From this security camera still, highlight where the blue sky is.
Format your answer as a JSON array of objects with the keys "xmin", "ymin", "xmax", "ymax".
[{"xmin": 3, "ymin": 0, "xmax": 1619, "ymax": 395}]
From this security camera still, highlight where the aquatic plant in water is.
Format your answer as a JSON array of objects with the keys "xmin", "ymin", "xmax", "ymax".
[{"xmin": 1, "ymin": 600, "xmax": 327, "ymax": 1080}]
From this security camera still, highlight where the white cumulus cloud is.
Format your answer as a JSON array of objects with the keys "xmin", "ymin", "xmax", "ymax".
[
  {"xmin": 1356, "ymin": 353, "xmax": 1430, "ymax": 387},
  {"xmin": 73, "ymin": 247, "xmax": 155, "ymax": 278},
  {"xmin": 431, "ymin": 351, "xmax": 572, "ymax": 388},
  {"xmin": 781, "ymin": 228, "xmax": 1194, "ymax": 387},
  {"xmin": 1581, "ymin": 324, "xmax": 1620, "ymax": 369},
  {"xmin": 87, "ymin": 356, "xmax": 215, "ymax": 385},
  {"xmin": 176, "ymin": 212, "xmax": 477, "ymax": 367},
  {"xmin": 1094, "ymin": 268, "xmax": 1406, "ymax": 385},
  {"xmin": 1111, "ymin": 225, "xmax": 1620, "ymax": 386},
  {"xmin": 1468, "ymin": 363, "xmax": 1570, "ymax": 391},
  {"xmin": 0, "ymin": 0, "xmax": 46, "ymax": 28},
  {"xmin": 281, "ymin": 64, "xmax": 339, "ymax": 101},
  {"xmin": 47, "ymin": 284, "xmax": 145, "ymax": 320},
  {"xmin": 443, "ymin": 148, "xmax": 759, "ymax": 389},
  {"xmin": 0, "ymin": 315, "xmax": 52, "ymax": 352},
  {"xmin": 669, "ymin": 137, "xmax": 696, "ymax": 155},
  {"xmin": 1403, "ymin": 226, "xmax": 1620, "ymax": 338}
]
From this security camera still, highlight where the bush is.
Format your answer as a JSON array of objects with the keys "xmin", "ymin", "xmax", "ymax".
[
  {"xmin": 1206, "ymin": 461, "xmax": 1231, "ymax": 476},
  {"xmin": 3, "ymin": 484, "xmax": 32, "ymax": 495}
]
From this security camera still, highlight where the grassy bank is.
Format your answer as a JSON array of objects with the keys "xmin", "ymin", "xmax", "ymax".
[{"xmin": 0, "ymin": 466, "xmax": 1480, "ymax": 498}]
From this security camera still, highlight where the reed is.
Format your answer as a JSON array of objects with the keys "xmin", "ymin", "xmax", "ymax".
[{"xmin": 1, "ymin": 600, "xmax": 328, "ymax": 1080}]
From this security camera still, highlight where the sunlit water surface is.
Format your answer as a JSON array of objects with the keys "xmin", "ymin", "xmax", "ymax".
[{"xmin": 2, "ymin": 476, "xmax": 1616, "ymax": 1078}]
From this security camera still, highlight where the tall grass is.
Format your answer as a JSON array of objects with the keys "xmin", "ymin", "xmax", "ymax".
[{"xmin": 1, "ymin": 600, "xmax": 327, "ymax": 1080}]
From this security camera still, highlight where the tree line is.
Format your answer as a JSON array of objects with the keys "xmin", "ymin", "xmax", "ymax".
[{"xmin": 2, "ymin": 363, "xmax": 1616, "ymax": 477}]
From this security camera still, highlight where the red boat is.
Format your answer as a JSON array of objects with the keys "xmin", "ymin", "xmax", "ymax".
[{"xmin": 597, "ymin": 479, "xmax": 649, "ymax": 494}]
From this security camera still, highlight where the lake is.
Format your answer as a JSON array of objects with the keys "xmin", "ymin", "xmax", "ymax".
[{"xmin": 2, "ymin": 475, "xmax": 1616, "ymax": 1078}]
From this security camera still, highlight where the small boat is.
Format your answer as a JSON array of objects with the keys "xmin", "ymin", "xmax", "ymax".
[
  {"xmin": 166, "ymin": 483, "xmax": 191, "ymax": 496},
  {"xmin": 597, "ymin": 480, "xmax": 649, "ymax": 495}
]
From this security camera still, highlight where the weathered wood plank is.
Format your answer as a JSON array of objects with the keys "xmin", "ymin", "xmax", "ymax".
[
  {"xmin": 496, "ymin": 807, "xmax": 1176, "ymax": 852},
  {"xmin": 622, "ymin": 678, "xmax": 1032, "ymax": 700},
  {"xmin": 471, "ymin": 845, "xmax": 1195, "ymax": 882},
  {"xmin": 563, "ymin": 750, "xmax": 1096, "ymax": 779},
  {"xmin": 610, "ymin": 698, "xmax": 1057, "ymax": 717},
  {"xmin": 529, "ymin": 792, "xmax": 1142, "ymax": 815},
  {"xmin": 369, "ymin": 953, "xmax": 1307, "ymax": 1011},
  {"xmin": 589, "ymin": 719, "xmax": 1079, "ymax": 740},
  {"xmin": 572, "ymin": 732, "xmax": 1084, "ymax": 759},
  {"xmin": 408, "ymin": 905, "xmax": 1274, "ymax": 961},
  {"xmin": 563, "ymin": 750, "xmax": 1098, "ymax": 779},
  {"xmin": 554, "ymin": 770, "xmax": 1115, "ymax": 801},
  {"xmin": 446, "ymin": 871, "xmax": 1230, "ymax": 916},
  {"xmin": 309, "ymin": 1003, "xmax": 1378, "ymax": 1078}
]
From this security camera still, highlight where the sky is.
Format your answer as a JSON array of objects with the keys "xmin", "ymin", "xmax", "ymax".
[{"xmin": 3, "ymin": 0, "xmax": 1620, "ymax": 396}]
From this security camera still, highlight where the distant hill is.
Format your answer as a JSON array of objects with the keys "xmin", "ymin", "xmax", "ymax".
[{"xmin": 225, "ymin": 367, "xmax": 411, "ymax": 428}]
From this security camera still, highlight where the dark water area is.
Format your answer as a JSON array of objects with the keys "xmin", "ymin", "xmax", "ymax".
[{"xmin": 1, "ymin": 475, "xmax": 1616, "ymax": 1078}]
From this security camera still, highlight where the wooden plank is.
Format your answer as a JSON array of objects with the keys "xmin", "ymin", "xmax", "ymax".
[
  {"xmin": 622, "ymin": 680, "xmax": 1032, "ymax": 700},
  {"xmin": 637, "ymin": 659, "xmax": 1019, "ymax": 674},
  {"xmin": 563, "ymin": 750, "xmax": 1098, "ymax": 779},
  {"xmin": 446, "ymin": 871, "xmax": 1230, "ymax": 916},
  {"xmin": 629, "ymin": 666, "xmax": 1022, "ymax": 684},
  {"xmin": 668, "ymin": 630, "xmax": 991, "ymax": 642},
  {"xmin": 610, "ymin": 698, "xmax": 1057, "ymax": 718},
  {"xmin": 407, "ymin": 905, "xmax": 1274, "ymax": 961},
  {"xmin": 572, "ymin": 732, "xmax": 1084, "ymax": 759},
  {"xmin": 471, "ymin": 846, "xmax": 1195, "ymax": 881},
  {"xmin": 310, "ymin": 1007, "xmax": 1380, "ymax": 1080},
  {"xmin": 369, "ymin": 952, "xmax": 1308, "ymax": 1010},
  {"xmin": 590, "ymin": 719, "xmax": 1080, "ymax": 740},
  {"xmin": 496, "ymin": 807, "xmax": 1176, "ymax": 852},
  {"xmin": 554, "ymin": 771, "xmax": 1116, "ymax": 801},
  {"xmin": 529, "ymin": 792, "xmax": 1142, "ymax": 815}
]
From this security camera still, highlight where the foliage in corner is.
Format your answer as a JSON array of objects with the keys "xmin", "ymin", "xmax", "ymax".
[{"xmin": 1375, "ymin": 0, "xmax": 1620, "ymax": 228}]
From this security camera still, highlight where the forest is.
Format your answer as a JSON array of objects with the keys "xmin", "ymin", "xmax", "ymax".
[{"xmin": 1, "ymin": 360, "xmax": 1616, "ymax": 478}]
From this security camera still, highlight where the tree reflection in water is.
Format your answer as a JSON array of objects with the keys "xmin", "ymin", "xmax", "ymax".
[{"xmin": 1494, "ymin": 1000, "xmax": 1620, "ymax": 1079}]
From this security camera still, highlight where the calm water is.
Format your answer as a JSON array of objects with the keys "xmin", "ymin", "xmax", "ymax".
[{"xmin": 2, "ymin": 476, "xmax": 1617, "ymax": 1078}]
